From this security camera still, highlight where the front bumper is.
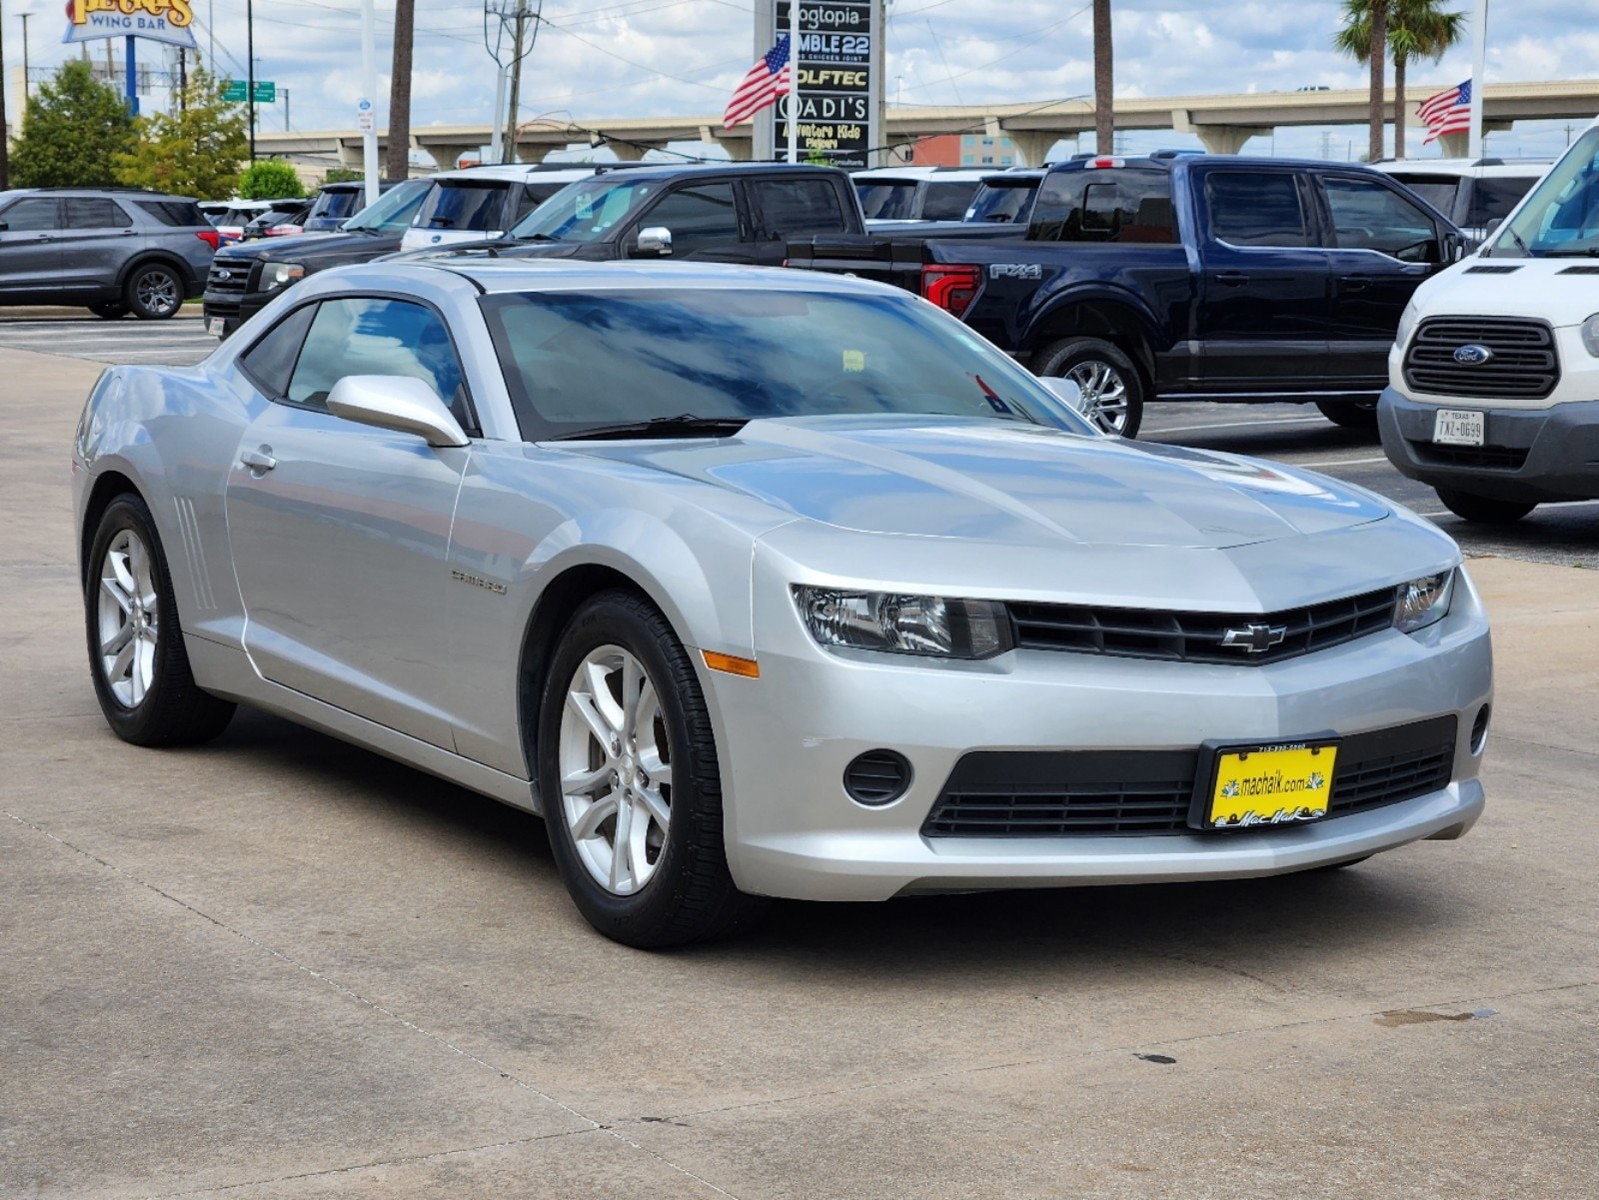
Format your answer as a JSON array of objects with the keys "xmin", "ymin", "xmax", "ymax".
[
  {"xmin": 1379, "ymin": 387, "xmax": 1599, "ymax": 503},
  {"xmin": 200, "ymin": 289, "xmax": 271, "ymax": 338},
  {"xmin": 705, "ymin": 568, "xmax": 1492, "ymax": 902}
]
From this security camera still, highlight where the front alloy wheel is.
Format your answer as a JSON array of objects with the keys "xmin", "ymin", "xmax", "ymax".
[{"xmin": 126, "ymin": 265, "xmax": 183, "ymax": 319}]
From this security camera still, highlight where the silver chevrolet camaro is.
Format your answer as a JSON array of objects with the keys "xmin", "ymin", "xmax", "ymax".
[{"xmin": 73, "ymin": 260, "xmax": 1492, "ymax": 946}]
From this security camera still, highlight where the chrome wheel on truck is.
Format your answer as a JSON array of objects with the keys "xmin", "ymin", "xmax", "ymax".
[{"xmin": 1035, "ymin": 336, "xmax": 1146, "ymax": 438}]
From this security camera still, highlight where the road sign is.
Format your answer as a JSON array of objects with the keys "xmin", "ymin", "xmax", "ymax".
[
  {"xmin": 224, "ymin": 80, "xmax": 276, "ymax": 103},
  {"xmin": 763, "ymin": 1, "xmax": 880, "ymax": 169}
]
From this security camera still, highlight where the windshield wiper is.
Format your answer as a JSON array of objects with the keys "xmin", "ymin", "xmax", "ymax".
[
  {"xmin": 513, "ymin": 232, "xmax": 562, "ymax": 242},
  {"xmin": 548, "ymin": 414, "xmax": 751, "ymax": 442},
  {"xmin": 1542, "ymin": 245, "xmax": 1599, "ymax": 257}
]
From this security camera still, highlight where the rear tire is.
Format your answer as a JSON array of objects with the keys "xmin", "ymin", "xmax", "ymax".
[
  {"xmin": 1434, "ymin": 487, "xmax": 1537, "ymax": 524},
  {"xmin": 1034, "ymin": 337, "xmax": 1146, "ymax": 438},
  {"xmin": 88, "ymin": 302, "xmax": 129, "ymax": 320},
  {"xmin": 1315, "ymin": 399, "xmax": 1379, "ymax": 430},
  {"xmin": 124, "ymin": 263, "xmax": 184, "ymax": 320},
  {"xmin": 537, "ymin": 589, "xmax": 767, "ymax": 948}
]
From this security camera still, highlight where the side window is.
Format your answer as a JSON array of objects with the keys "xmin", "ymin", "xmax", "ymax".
[
  {"xmin": 1465, "ymin": 176, "xmax": 1537, "ymax": 229},
  {"xmin": 1322, "ymin": 176, "xmax": 1439, "ymax": 261},
  {"xmin": 1206, "ymin": 172, "xmax": 1312, "ymax": 247},
  {"xmin": 0, "ymin": 198, "xmax": 60, "ymax": 232},
  {"xmin": 637, "ymin": 184, "xmax": 739, "ymax": 256},
  {"xmin": 239, "ymin": 304, "xmax": 318, "ymax": 398},
  {"xmin": 920, "ymin": 182, "xmax": 980, "ymax": 221},
  {"xmin": 134, "ymin": 199, "xmax": 207, "ymax": 227},
  {"xmin": 1028, "ymin": 170, "xmax": 1176, "ymax": 244},
  {"xmin": 753, "ymin": 179, "xmax": 845, "ymax": 237},
  {"xmin": 287, "ymin": 297, "xmax": 473, "ymax": 430},
  {"xmin": 65, "ymin": 198, "xmax": 134, "ymax": 229}
]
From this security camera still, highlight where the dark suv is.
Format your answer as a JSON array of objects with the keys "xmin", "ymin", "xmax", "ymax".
[{"xmin": 0, "ymin": 187, "xmax": 217, "ymax": 319}]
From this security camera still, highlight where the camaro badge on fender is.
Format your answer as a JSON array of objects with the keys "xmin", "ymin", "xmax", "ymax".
[{"xmin": 451, "ymin": 569, "xmax": 507, "ymax": 595}]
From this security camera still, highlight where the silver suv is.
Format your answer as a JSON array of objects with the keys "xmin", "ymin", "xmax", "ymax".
[{"xmin": 0, "ymin": 187, "xmax": 218, "ymax": 320}]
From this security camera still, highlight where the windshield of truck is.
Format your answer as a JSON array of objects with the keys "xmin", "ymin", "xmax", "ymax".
[
  {"xmin": 509, "ymin": 176, "xmax": 658, "ymax": 242},
  {"xmin": 414, "ymin": 181, "xmax": 509, "ymax": 231},
  {"xmin": 1490, "ymin": 128, "xmax": 1599, "ymax": 257},
  {"xmin": 965, "ymin": 181, "xmax": 1037, "ymax": 223},
  {"xmin": 856, "ymin": 181, "xmax": 918, "ymax": 220},
  {"xmin": 343, "ymin": 178, "xmax": 431, "ymax": 233}
]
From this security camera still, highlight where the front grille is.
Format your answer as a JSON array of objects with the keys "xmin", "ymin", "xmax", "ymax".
[
  {"xmin": 1008, "ymin": 587, "xmax": 1397, "ymax": 667},
  {"xmin": 1409, "ymin": 442, "xmax": 1529, "ymax": 471},
  {"xmin": 205, "ymin": 259, "xmax": 252, "ymax": 296},
  {"xmin": 922, "ymin": 716, "xmax": 1458, "ymax": 838},
  {"xmin": 1403, "ymin": 317, "xmax": 1558, "ymax": 399}
]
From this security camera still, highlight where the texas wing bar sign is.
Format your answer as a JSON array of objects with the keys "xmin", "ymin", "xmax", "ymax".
[
  {"xmin": 765, "ymin": 1, "xmax": 882, "ymax": 169},
  {"xmin": 62, "ymin": 0, "xmax": 198, "ymax": 48}
]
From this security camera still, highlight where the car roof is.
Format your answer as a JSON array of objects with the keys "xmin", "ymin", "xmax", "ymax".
[
  {"xmin": 1369, "ymin": 158, "xmax": 1552, "ymax": 180},
  {"xmin": 433, "ymin": 164, "xmax": 601, "ymax": 183}
]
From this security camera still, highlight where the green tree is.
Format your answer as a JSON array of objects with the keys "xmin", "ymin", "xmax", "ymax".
[
  {"xmin": 10, "ymin": 60, "xmax": 135, "ymax": 187},
  {"xmin": 1337, "ymin": 0, "xmax": 1465, "ymax": 159},
  {"xmin": 236, "ymin": 159, "xmax": 306, "ymax": 199},
  {"xmin": 115, "ymin": 68, "xmax": 248, "ymax": 198}
]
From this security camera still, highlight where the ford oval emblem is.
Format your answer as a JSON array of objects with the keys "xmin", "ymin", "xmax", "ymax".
[{"xmin": 1453, "ymin": 343, "xmax": 1494, "ymax": 366}]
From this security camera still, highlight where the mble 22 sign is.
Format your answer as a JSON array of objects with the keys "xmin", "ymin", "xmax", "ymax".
[
  {"xmin": 62, "ymin": 0, "xmax": 199, "ymax": 49},
  {"xmin": 762, "ymin": 0, "xmax": 883, "ymax": 169}
]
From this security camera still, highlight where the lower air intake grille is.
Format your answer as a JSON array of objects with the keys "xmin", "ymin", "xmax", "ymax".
[
  {"xmin": 1410, "ymin": 442, "xmax": 1529, "ymax": 471},
  {"xmin": 922, "ymin": 716, "xmax": 1457, "ymax": 837}
]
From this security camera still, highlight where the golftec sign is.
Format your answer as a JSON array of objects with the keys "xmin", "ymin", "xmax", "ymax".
[{"xmin": 62, "ymin": 0, "xmax": 199, "ymax": 48}]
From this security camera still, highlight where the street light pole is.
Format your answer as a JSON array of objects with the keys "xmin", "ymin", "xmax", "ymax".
[
  {"xmin": 246, "ymin": 0, "xmax": 256, "ymax": 161},
  {"xmin": 360, "ymin": 0, "xmax": 379, "ymax": 205},
  {"xmin": 0, "ymin": 0, "xmax": 10, "ymax": 191}
]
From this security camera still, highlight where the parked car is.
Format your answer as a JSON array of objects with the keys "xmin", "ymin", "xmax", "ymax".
[
  {"xmin": 0, "ymin": 186, "xmax": 215, "ymax": 319},
  {"xmin": 788, "ymin": 155, "xmax": 1470, "ymax": 436},
  {"xmin": 413, "ymin": 162, "xmax": 866, "ymax": 265},
  {"xmin": 964, "ymin": 168, "xmax": 1045, "ymax": 224},
  {"xmin": 302, "ymin": 179, "xmax": 402, "ymax": 232},
  {"xmin": 210, "ymin": 200, "xmax": 280, "ymax": 247},
  {"xmin": 1378, "ymin": 120, "xmax": 1599, "ymax": 523},
  {"xmin": 203, "ymin": 177, "xmax": 433, "ymax": 337},
  {"xmin": 398, "ymin": 164, "xmax": 602, "ymax": 254},
  {"xmin": 242, "ymin": 199, "xmax": 312, "ymax": 241},
  {"xmin": 74, "ymin": 259, "xmax": 1490, "ymax": 946},
  {"xmin": 1370, "ymin": 157, "xmax": 1550, "ymax": 243},
  {"xmin": 854, "ymin": 166, "xmax": 993, "ymax": 223}
]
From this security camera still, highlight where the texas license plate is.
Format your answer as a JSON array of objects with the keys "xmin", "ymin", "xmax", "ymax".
[
  {"xmin": 207, "ymin": 316, "xmax": 226, "ymax": 338},
  {"xmin": 1194, "ymin": 741, "xmax": 1338, "ymax": 830},
  {"xmin": 1433, "ymin": 408, "xmax": 1484, "ymax": 447}
]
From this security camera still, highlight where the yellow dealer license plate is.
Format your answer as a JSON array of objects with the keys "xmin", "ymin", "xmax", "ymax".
[{"xmin": 1195, "ymin": 741, "xmax": 1338, "ymax": 830}]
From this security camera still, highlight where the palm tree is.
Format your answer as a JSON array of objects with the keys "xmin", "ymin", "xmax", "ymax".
[
  {"xmin": 1093, "ymin": 0, "xmax": 1113, "ymax": 154},
  {"xmin": 1336, "ymin": 0, "xmax": 1466, "ymax": 159}
]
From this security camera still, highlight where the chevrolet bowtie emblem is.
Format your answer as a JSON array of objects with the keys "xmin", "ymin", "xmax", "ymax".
[{"xmin": 1221, "ymin": 623, "xmax": 1289, "ymax": 654}]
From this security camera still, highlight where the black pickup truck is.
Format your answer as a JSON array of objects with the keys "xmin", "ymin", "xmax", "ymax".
[{"xmin": 787, "ymin": 155, "xmax": 1469, "ymax": 436}]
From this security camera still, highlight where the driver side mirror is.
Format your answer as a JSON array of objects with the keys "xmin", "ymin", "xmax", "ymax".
[
  {"xmin": 326, "ymin": 375, "xmax": 469, "ymax": 448},
  {"xmin": 635, "ymin": 226, "xmax": 673, "ymax": 257}
]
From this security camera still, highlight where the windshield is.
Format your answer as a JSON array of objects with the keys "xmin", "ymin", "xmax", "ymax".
[
  {"xmin": 414, "ymin": 181, "xmax": 509, "ymax": 231},
  {"xmin": 857, "ymin": 181, "xmax": 918, "ymax": 220},
  {"xmin": 480, "ymin": 287, "xmax": 1089, "ymax": 441},
  {"xmin": 509, "ymin": 176, "xmax": 658, "ymax": 241},
  {"xmin": 921, "ymin": 181, "xmax": 981, "ymax": 221},
  {"xmin": 1490, "ymin": 128, "xmax": 1599, "ymax": 256},
  {"xmin": 309, "ymin": 189, "xmax": 362, "ymax": 223},
  {"xmin": 965, "ymin": 181, "xmax": 1037, "ymax": 223},
  {"xmin": 343, "ymin": 178, "xmax": 431, "ymax": 233}
]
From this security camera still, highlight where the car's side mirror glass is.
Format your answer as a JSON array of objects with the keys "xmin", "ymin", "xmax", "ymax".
[
  {"xmin": 325, "ymin": 375, "xmax": 469, "ymax": 448},
  {"xmin": 635, "ymin": 226, "xmax": 673, "ymax": 256}
]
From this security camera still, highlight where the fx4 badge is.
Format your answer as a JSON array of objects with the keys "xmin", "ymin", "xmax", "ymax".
[{"xmin": 990, "ymin": 263, "xmax": 1043, "ymax": 280}]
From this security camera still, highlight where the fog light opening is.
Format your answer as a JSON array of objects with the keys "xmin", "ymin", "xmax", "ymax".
[
  {"xmin": 843, "ymin": 750, "xmax": 913, "ymax": 806},
  {"xmin": 1470, "ymin": 704, "xmax": 1491, "ymax": 755}
]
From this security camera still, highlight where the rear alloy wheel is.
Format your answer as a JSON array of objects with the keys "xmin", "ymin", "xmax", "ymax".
[
  {"xmin": 1034, "ymin": 337, "xmax": 1146, "ymax": 438},
  {"xmin": 1315, "ymin": 399, "xmax": 1379, "ymax": 430},
  {"xmin": 125, "ymin": 264, "xmax": 184, "ymax": 320},
  {"xmin": 1434, "ymin": 487, "xmax": 1538, "ymax": 524},
  {"xmin": 538, "ymin": 590, "xmax": 765, "ymax": 947},
  {"xmin": 88, "ymin": 301, "xmax": 129, "ymax": 320}
]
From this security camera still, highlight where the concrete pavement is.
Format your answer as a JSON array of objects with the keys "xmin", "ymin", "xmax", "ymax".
[{"xmin": 2, "ymin": 345, "xmax": 1596, "ymax": 1198}]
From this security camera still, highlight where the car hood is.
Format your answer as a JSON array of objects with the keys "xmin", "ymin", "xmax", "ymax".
[
  {"xmin": 1414, "ymin": 258, "xmax": 1597, "ymax": 327},
  {"xmin": 560, "ymin": 416, "xmax": 1389, "ymax": 550},
  {"xmin": 219, "ymin": 229, "xmax": 403, "ymax": 269}
]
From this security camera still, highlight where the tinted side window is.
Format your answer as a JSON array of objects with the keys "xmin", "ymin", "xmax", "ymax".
[
  {"xmin": 639, "ymin": 184, "xmax": 739, "ymax": 255},
  {"xmin": 416, "ymin": 183, "xmax": 509, "ymax": 231},
  {"xmin": 65, "ymin": 198, "xmax": 134, "ymax": 229},
  {"xmin": 1206, "ymin": 172, "xmax": 1311, "ymax": 247},
  {"xmin": 1466, "ymin": 176, "xmax": 1538, "ymax": 228},
  {"xmin": 1029, "ymin": 169, "xmax": 1176, "ymax": 243},
  {"xmin": 753, "ymin": 179, "xmax": 845, "ymax": 237},
  {"xmin": 288, "ymin": 297, "xmax": 472, "ymax": 429},
  {"xmin": 920, "ymin": 181, "xmax": 980, "ymax": 221},
  {"xmin": 0, "ymin": 198, "xmax": 60, "ymax": 232},
  {"xmin": 1323, "ymin": 176, "xmax": 1439, "ymax": 261},
  {"xmin": 134, "ymin": 199, "xmax": 207, "ymax": 227},
  {"xmin": 239, "ymin": 304, "xmax": 318, "ymax": 398}
]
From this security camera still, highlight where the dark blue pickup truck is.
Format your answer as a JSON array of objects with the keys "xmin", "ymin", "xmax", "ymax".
[{"xmin": 787, "ymin": 155, "xmax": 1468, "ymax": 436}]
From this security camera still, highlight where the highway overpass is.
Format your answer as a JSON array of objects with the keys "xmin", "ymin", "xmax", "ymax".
[{"xmin": 254, "ymin": 78, "xmax": 1599, "ymax": 175}]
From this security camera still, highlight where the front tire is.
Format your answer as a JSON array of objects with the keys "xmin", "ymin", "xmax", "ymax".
[
  {"xmin": 1315, "ymin": 399, "xmax": 1379, "ymax": 430},
  {"xmin": 85, "ymin": 494, "xmax": 236, "ymax": 746},
  {"xmin": 124, "ymin": 264, "xmax": 184, "ymax": 320},
  {"xmin": 1434, "ymin": 487, "xmax": 1538, "ymax": 524},
  {"xmin": 537, "ymin": 590, "xmax": 765, "ymax": 947},
  {"xmin": 1034, "ymin": 337, "xmax": 1146, "ymax": 438}
]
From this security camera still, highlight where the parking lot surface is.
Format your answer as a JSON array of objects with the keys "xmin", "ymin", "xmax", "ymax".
[{"xmin": 4, "ymin": 319, "xmax": 1598, "ymax": 1198}]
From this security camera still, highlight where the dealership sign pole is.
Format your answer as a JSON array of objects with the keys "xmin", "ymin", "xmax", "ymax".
[
  {"xmin": 756, "ymin": 0, "xmax": 882, "ymax": 168},
  {"xmin": 62, "ymin": 0, "xmax": 198, "ymax": 118}
]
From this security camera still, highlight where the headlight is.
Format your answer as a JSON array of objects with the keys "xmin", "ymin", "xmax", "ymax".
[
  {"xmin": 1582, "ymin": 313, "xmax": 1599, "ymax": 356},
  {"xmin": 260, "ymin": 262, "xmax": 305, "ymax": 292},
  {"xmin": 1393, "ymin": 570, "xmax": 1455, "ymax": 634},
  {"xmin": 792, "ymin": 586, "xmax": 1013, "ymax": 659},
  {"xmin": 1394, "ymin": 300, "xmax": 1420, "ymax": 349}
]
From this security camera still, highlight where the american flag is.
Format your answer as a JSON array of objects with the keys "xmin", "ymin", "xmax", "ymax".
[
  {"xmin": 723, "ymin": 35, "xmax": 793, "ymax": 130},
  {"xmin": 1418, "ymin": 79, "xmax": 1472, "ymax": 144}
]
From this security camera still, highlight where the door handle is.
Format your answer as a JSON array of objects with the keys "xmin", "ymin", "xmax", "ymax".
[
  {"xmin": 240, "ymin": 446, "xmax": 277, "ymax": 473},
  {"xmin": 1339, "ymin": 274, "xmax": 1371, "ymax": 291},
  {"xmin": 1214, "ymin": 270, "xmax": 1249, "ymax": 287}
]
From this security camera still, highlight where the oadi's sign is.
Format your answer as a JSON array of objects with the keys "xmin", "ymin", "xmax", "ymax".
[{"xmin": 62, "ymin": 0, "xmax": 199, "ymax": 49}]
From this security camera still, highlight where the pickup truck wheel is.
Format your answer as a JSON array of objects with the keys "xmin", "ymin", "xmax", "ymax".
[
  {"xmin": 1315, "ymin": 399, "xmax": 1379, "ymax": 430},
  {"xmin": 1434, "ymin": 487, "xmax": 1538, "ymax": 524},
  {"xmin": 1035, "ymin": 338, "xmax": 1145, "ymax": 438}
]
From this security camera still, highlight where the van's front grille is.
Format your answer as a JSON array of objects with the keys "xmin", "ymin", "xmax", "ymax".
[{"xmin": 1403, "ymin": 317, "xmax": 1558, "ymax": 399}]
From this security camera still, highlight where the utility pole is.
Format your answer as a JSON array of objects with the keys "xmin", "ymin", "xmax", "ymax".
[
  {"xmin": 283, "ymin": 86, "xmax": 290, "ymax": 131},
  {"xmin": 19, "ymin": 12, "xmax": 28, "ymax": 104},
  {"xmin": 359, "ymin": 0, "xmax": 378, "ymax": 205},
  {"xmin": 246, "ymin": 0, "xmax": 256, "ymax": 161},
  {"xmin": 1092, "ymin": 0, "xmax": 1113, "ymax": 154},
  {"xmin": 386, "ymin": 0, "xmax": 414, "ymax": 181},
  {"xmin": 0, "ymin": 0, "xmax": 9, "ymax": 191},
  {"xmin": 503, "ymin": 0, "xmax": 529, "ymax": 164},
  {"xmin": 177, "ymin": 47, "xmax": 187, "ymax": 110}
]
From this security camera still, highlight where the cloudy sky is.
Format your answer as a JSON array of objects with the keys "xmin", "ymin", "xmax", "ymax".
[{"xmin": 12, "ymin": 0, "xmax": 1595, "ymax": 160}]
